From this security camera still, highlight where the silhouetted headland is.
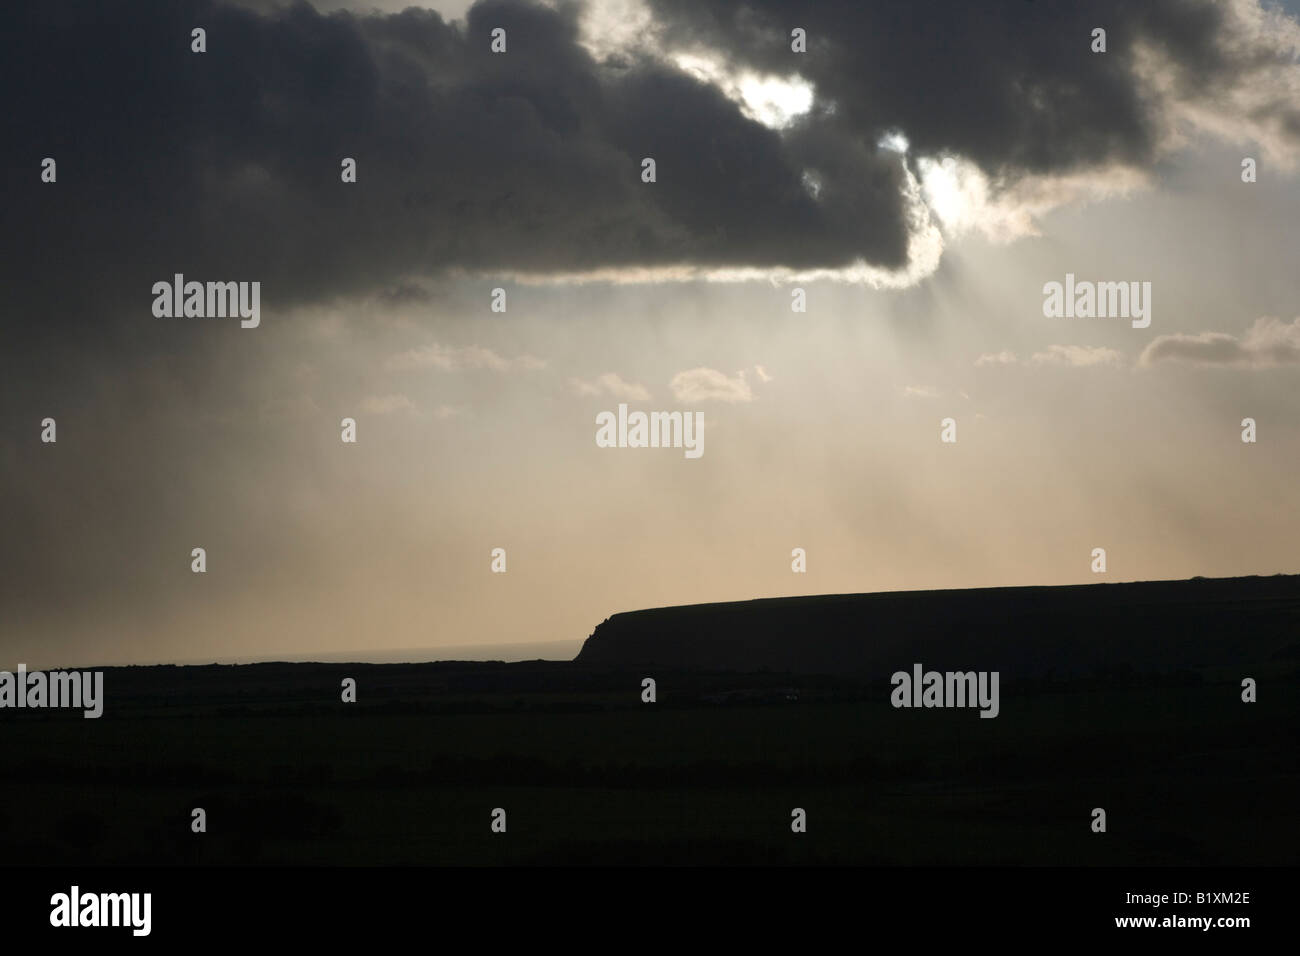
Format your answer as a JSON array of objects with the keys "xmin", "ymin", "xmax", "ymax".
[{"xmin": 575, "ymin": 574, "xmax": 1300, "ymax": 677}]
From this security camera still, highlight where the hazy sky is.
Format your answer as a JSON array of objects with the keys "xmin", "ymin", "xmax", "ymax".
[{"xmin": 3, "ymin": 0, "xmax": 1299, "ymax": 667}]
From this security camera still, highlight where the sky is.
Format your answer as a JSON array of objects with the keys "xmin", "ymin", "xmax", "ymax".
[{"xmin": 2, "ymin": 0, "xmax": 1299, "ymax": 668}]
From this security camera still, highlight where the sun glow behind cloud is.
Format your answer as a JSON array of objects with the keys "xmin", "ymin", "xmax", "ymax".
[{"xmin": 671, "ymin": 52, "xmax": 814, "ymax": 129}]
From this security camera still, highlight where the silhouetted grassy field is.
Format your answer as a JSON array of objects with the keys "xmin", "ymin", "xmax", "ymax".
[{"xmin": 0, "ymin": 659, "xmax": 1294, "ymax": 865}]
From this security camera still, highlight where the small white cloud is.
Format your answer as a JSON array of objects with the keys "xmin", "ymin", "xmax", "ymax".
[
  {"xmin": 570, "ymin": 372, "xmax": 652, "ymax": 401},
  {"xmin": 432, "ymin": 404, "xmax": 463, "ymax": 420},
  {"xmin": 754, "ymin": 364, "xmax": 773, "ymax": 383},
  {"xmin": 978, "ymin": 347, "xmax": 1123, "ymax": 368},
  {"xmin": 360, "ymin": 394, "xmax": 415, "ymax": 415},
  {"xmin": 975, "ymin": 350, "xmax": 1019, "ymax": 366},
  {"xmin": 670, "ymin": 367, "xmax": 755, "ymax": 403},
  {"xmin": 1139, "ymin": 316, "xmax": 1300, "ymax": 368},
  {"xmin": 1029, "ymin": 345, "xmax": 1124, "ymax": 367},
  {"xmin": 902, "ymin": 385, "xmax": 942, "ymax": 398},
  {"xmin": 386, "ymin": 343, "xmax": 546, "ymax": 372}
]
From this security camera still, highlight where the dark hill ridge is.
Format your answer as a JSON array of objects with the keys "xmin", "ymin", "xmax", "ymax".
[{"xmin": 574, "ymin": 574, "xmax": 1300, "ymax": 677}]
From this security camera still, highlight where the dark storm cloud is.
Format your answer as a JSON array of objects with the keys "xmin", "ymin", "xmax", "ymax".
[
  {"xmin": 2, "ymin": 0, "xmax": 1297, "ymax": 352},
  {"xmin": 646, "ymin": 0, "xmax": 1295, "ymax": 177},
  {"xmin": 0, "ymin": 0, "xmax": 907, "ymax": 353}
]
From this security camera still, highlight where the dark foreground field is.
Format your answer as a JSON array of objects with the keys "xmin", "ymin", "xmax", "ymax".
[{"xmin": 2, "ymin": 575, "xmax": 1297, "ymax": 866}]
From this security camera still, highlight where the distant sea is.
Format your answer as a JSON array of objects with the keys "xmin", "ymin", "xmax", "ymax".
[
  {"xmin": 64, "ymin": 640, "xmax": 585, "ymax": 670},
  {"xmin": 247, "ymin": 640, "xmax": 585, "ymax": 664}
]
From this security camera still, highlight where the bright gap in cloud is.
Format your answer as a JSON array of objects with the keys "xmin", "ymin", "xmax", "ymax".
[
  {"xmin": 917, "ymin": 155, "xmax": 991, "ymax": 236},
  {"xmin": 877, "ymin": 129, "xmax": 910, "ymax": 153},
  {"xmin": 672, "ymin": 52, "xmax": 814, "ymax": 130}
]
